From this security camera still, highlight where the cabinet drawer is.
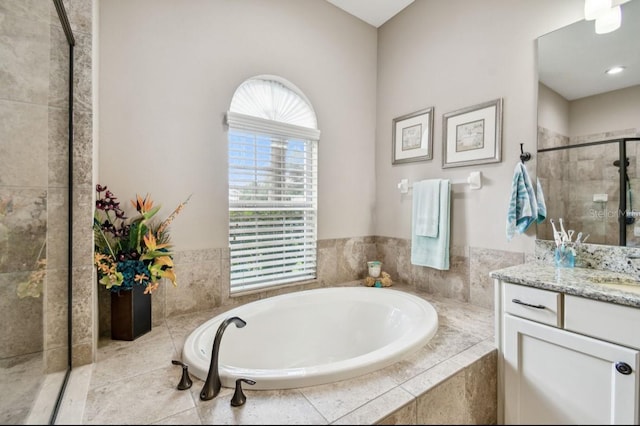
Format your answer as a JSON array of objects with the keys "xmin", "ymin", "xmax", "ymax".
[
  {"xmin": 564, "ymin": 295, "xmax": 640, "ymax": 350},
  {"xmin": 503, "ymin": 282, "xmax": 562, "ymax": 327}
]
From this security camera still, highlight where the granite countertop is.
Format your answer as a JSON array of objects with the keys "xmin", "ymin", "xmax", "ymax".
[{"xmin": 490, "ymin": 262, "xmax": 640, "ymax": 308}]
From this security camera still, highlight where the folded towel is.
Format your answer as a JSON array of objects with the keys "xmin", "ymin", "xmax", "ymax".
[
  {"xmin": 506, "ymin": 162, "xmax": 538, "ymax": 241},
  {"xmin": 536, "ymin": 177, "xmax": 547, "ymax": 224},
  {"xmin": 412, "ymin": 180, "xmax": 440, "ymax": 237},
  {"xmin": 411, "ymin": 179, "xmax": 450, "ymax": 270}
]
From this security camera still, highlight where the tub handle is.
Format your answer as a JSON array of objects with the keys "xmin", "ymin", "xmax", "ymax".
[
  {"xmin": 231, "ymin": 378, "xmax": 256, "ymax": 407},
  {"xmin": 171, "ymin": 360, "xmax": 193, "ymax": 390}
]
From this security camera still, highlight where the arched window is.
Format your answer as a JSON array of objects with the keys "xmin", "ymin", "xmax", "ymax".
[{"xmin": 226, "ymin": 76, "xmax": 319, "ymax": 293}]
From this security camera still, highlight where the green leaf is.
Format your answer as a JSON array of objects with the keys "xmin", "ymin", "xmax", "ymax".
[{"xmin": 142, "ymin": 205, "xmax": 161, "ymax": 220}]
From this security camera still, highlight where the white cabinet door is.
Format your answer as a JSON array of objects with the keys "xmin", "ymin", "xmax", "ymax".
[{"xmin": 504, "ymin": 315, "xmax": 639, "ymax": 425}]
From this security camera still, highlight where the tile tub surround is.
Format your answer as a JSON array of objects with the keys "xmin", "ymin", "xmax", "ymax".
[
  {"xmin": 96, "ymin": 238, "xmax": 523, "ymax": 338},
  {"xmin": 64, "ymin": 282, "xmax": 496, "ymax": 425}
]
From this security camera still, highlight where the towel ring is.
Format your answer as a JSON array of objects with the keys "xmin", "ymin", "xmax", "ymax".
[{"xmin": 520, "ymin": 143, "xmax": 531, "ymax": 163}]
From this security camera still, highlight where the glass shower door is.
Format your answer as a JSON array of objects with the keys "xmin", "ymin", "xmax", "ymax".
[{"xmin": 0, "ymin": 0, "xmax": 73, "ymax": 423}]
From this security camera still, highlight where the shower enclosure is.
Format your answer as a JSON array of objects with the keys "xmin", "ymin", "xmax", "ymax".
[
  {"xmin": 537, "ymin": 137, "xmax": 640, "ymax": 246},
  {"xmin": 0, "ymin": 0, "xmax": 74, "ymax": 423}
]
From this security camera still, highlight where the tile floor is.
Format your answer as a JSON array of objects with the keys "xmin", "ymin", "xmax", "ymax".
[{"xmin": 57, "ymin": 282, "xmax": 495, "ymax": 425}]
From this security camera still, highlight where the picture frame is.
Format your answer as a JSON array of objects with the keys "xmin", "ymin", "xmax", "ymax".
[
  {"xmin": 442, "ymin": 98, "xmax": 503, "ymax": 168},
  {"xmin": 392, "ymin": 107, "xmax": 434, "ymax": 165}
]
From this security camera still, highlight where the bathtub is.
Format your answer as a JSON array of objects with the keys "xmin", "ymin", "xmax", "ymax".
[{"xmin": 182, "ymin": 286, "xmax": 438, "ymax": 390}]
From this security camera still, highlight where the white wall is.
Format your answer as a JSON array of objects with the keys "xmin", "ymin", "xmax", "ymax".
[
  {"xmin": 100, "ymin": 0, "xmax": 600, "ymax": 256},
  {"xmin": 569, "ymin": 84, "xmax": 640, "ymax": 138},
  {"xmin": 98, "ymin": 0, "xmax": 378, "ymax": 250},
  {"xmin": 375, "ymin": 0, "xmax": 584, "ymax": 252},
  {"xmin": 538, "ymin": 83, "xmax": 570, "ymax": 137}
]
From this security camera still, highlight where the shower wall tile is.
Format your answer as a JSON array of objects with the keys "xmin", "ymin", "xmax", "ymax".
[
  {"xmin": 71, "ymin": 30, "xmax": 92, "ymax": 114},
  {"xmin": 469, "ymin": 247, "xmax": 524, "ymax": 310},
  {"xmin": 0, "ymin": 187, "xmax": 47, "ymax": 274},
  {"xmin": 71, "ymin": 266, "xmax": 93, "ymax": 347},
  {"xmin": 46, "ymin": 188, "xmax": 69, "ymax": 270},
  {"xmin": 71, "ymin": 341, "xmax": 93, "ymax": 368},
  {"xmin": 72, "ymin": 111, "xmax": 94, "ymax": 187},
  {"xmin": 48, "ymin": 21, "xmax": 70, "ymax": 109},
  {"xmin": 45, "ymin": 346, "xmax": 68, "ymax": 374},
  {"xmin": 0, "ymin": 100, "xmax": 48, "ymax": 187},
  {"xmin": 48, "ymin": 106, "xmax": 70, "ymax": 187},
  {"xmin": 571, "ymin": 128, "xmax": 639, "ymax": 145},
  {"xmin": 0, "ymin": 272, "xmax": 43, "ymax": 358},
  {"xmin": 0, "ymin": 0, "xmax": 49, "ymax": 104},
  {"xmin": 44, "ymin": 267, "xmax": 69, "ymax": 354},
  {"xmin": 72, "ymin": 186, "xmax": 93, "ymax": 268},
  {"xmin": 537, "ymin": 126, "xmax": 569, "ymax": 150},
  {"xmin": 60, "ymin": 0, "xmax": 93, "ymax": 36}
]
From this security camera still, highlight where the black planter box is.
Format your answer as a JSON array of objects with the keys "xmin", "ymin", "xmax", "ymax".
[{"xmin": 111, "ymin": 284, "xmax": 152, "ymax": 341}]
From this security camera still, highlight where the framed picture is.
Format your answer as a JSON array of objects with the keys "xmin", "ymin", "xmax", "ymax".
[
  {"xmin": 442, "ymin": 98, "xmax": 503, "ymax": 168},
  {"xmin": 392, "ymin": 107, "xmax": 434, "ymax": 165}
]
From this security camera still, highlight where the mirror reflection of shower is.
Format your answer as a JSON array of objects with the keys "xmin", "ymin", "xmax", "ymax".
[{"xmin": 613, "ymin": 157, "xmax": 635, "ymax": 225}]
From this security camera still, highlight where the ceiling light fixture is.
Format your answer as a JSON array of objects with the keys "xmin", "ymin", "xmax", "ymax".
[
  {"xmin": 605, "ymin": 66, "xmax": 626, "ymax": 74},
  {"xmin": 584, "ymin": 0, "xmax": 612, "ymax": 20},
  {"xmin": 595, "ymin": 5, "xmax": 622, "ymax": 33}
]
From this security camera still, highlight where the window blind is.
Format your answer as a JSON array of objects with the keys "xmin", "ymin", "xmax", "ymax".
[{"xmin": 228, "ymin": 127, "xmax": 318, "ymax": 293}]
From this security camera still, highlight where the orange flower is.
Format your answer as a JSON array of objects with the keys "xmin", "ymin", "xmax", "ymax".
[
  {"xmin": 134, "ymin": 273, "xmax": 148, "ymax": 284},
  {"xmin": 143, "ymin": 232, "xmax": 170, "ymax": 252},
  {"xmin": 131, "ymin": 193, "xmax": 154, "ymax": 214},
  {"xmin": 144, "ymin": 282, "xmax": 159, "ymax": 294}
]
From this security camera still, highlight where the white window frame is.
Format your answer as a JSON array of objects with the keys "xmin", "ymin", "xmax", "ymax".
[{"xmin": 226, "ymin": 78, "xmax": 319, "ymax": 294}]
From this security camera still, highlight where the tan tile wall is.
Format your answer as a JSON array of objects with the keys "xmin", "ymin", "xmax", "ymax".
[{"xmin": 97, "ymin": 236, "xmax": 526, "ymax": 336}]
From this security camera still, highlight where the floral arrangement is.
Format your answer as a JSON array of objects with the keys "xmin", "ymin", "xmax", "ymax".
[{"xmin": 93, "ymin": 184, "xmax": 190, "ymax": 294}]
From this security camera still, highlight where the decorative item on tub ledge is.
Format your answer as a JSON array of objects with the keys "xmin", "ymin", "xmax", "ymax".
[
  {"xmin": 93, "ymin": 184, "xmax": 191, "ymax": 340},
  {"xmin": 364, "ymin": 271, "xmax": 393, "ymax": 288}
]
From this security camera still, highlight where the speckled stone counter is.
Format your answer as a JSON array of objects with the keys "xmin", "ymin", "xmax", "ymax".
[{"xmin": 490, "ymin": 262, "xmax": 640, "ymax": 308}]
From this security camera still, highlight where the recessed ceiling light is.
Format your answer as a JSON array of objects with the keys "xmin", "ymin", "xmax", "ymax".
[{"xmin": 605, "ymin": 66, "xmax": 626, "ymax": 74}]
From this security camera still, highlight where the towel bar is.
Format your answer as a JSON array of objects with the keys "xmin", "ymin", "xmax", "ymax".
[{"xmin": 398, "ymin": 172, "xmax": 482, "ymax": 194}]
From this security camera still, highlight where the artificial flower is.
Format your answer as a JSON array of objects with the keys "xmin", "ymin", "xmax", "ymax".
[{"xmin": 93, "ymin": 184, "xmax": 190, "ymax": 294}]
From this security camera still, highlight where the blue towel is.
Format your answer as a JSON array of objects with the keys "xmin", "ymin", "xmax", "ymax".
[
  {"xmin": 536, "ymin": 177, "xmax": 547, "ymax": 224},
  {"xmin": 412, "ymin": 180, "xmax": 440, "ymax": 237},
  {"xmin": 506, "ymin": 162, "xmax": 540, "ymax": 240},
  {"xmin": 411, "ymin": 179, "xmax": 450, "ymax": 270}
]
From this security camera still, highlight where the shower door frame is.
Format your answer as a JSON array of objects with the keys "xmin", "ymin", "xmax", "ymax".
[{"xmin": 50, "ymin": 0, "xmax": 75, "ymax": 423}]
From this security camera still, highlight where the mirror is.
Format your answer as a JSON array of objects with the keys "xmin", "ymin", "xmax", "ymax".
[{"xmin": 536, "ymin": 0, "xmax": 640, "ymax": 246}]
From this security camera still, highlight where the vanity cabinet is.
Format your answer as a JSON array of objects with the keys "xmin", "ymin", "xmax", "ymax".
[{"xmin": 496, "ymin": 281, "xmax": 640, "ymax": 425}]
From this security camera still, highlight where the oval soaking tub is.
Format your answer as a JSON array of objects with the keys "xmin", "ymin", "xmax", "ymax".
[{"xmin": 182, "ymin": 287, "xmax": 438, "ymax": 390}]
